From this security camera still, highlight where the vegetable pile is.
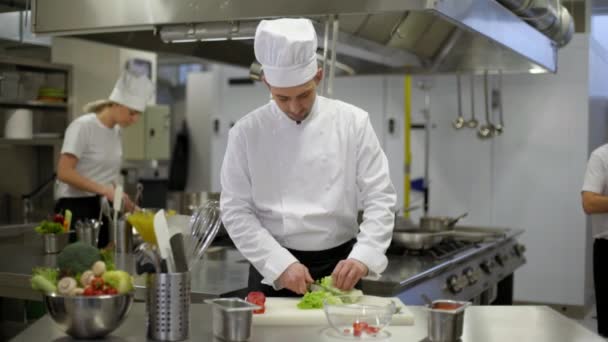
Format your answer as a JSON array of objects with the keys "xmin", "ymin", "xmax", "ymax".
[
  {"xmin": 31, "ymin": 242, "xmax": 133, "ymax": 297},
  {"xmin": 35, "ymin": 211, "xmax": 72, "ymax": 234},
  {"xmin": 297, "ymin": 276, "xmax": 363, "ymax": 309}
]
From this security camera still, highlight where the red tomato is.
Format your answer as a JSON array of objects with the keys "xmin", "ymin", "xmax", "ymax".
[
  {"xmin": 91, "ymin": 277, "xmax": 104, "ymax": 290},
  {"xmin": 353, "ymin": 321, "xmax": 368, "ymax": 337},
  {"xmin": 246, "ymin": 291, "xmax": 265, "ymax": 303},
  {"xmin": 93, "ymin": 290, "xmax": 104, "ymax": 296},
  {"xmin": 365, "ymin": 326, "xmax": 380, "ymax": 334},
  {"xmin": 246, "ymin": 291, "xmax": 266, "ymax": 314},
  {"xmin": 53, "ymin": 214, "xmax": 64, "ymax": 223},
  {"xmin": 83, "ymin": 287, "xmax": 95, "ymax": 296},
  {"xmin": 104, "ymin": 287, "xmax": 118, "ymax": 295}
]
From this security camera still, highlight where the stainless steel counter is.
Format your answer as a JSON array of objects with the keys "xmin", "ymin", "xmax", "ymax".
[
  {"xmin": 0, "ymin": 224, "xmax": 525, "ymax": 302},
  {"xmin": 362, "ymin": 226, "xmax": 525, "ymax": 297},
  {"xmin": 0, "ymin": 226, "xmax": 250, "ymax": 301},
  {"xmin": 9, "ymin": 304, "xmax": 605, "ymax": 342}
]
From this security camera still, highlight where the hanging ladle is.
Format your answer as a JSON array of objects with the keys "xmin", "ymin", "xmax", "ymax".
[
  {"xmin": 477, "ymin": 71, "xmax": 493, "ymax": 139},
  {"xmin": 452, "ymin": 74, "xmax": 465, "ymax": 129},
  {"xmin": 467, "ymin": 73, "xmax": 478, "ymax": 128},
  {"xmin": 492, "ymin": 70, "xmax": 504, "ymax": 136}
]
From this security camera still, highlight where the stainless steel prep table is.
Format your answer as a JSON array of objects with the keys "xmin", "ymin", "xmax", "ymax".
[
  {"xmin": 0, "ymin": 224, "xmax": 525, "ymax": 301},
  {"xmin": 0, "ymin": 226, "xmax": 250, "ymax": 301},
  {"xmin": 9, "ymin": 304, "xmax": 605, "ymax": 341}
]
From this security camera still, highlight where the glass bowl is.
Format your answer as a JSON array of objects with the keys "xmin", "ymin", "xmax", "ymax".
[{"xmin": 322, "ymin": 295, "xmax": 396, "ymax": 338}]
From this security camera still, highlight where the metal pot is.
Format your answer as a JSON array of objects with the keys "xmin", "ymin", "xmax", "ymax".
[{"xmin": 420, "ymin": 212, "xmax": 467, "ymax": 231}]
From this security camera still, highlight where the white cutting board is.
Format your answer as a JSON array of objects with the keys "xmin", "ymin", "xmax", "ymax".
[{"xmin": 252, "ymin": 296, "xmax": 414, "ymax": 326}]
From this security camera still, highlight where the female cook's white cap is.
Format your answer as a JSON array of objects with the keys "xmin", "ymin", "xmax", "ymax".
[
  {"xmin": 254, "ymin": 18, "xmax": 318, "ymax": 88},
  {"xmin": 108, "ymin": 72, "xmax": 154, "ymax": 112}
]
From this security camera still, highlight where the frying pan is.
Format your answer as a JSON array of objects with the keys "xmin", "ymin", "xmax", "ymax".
[{"xmin": 392, "ymin": 228, "xmax": 505, "ymax": 250}]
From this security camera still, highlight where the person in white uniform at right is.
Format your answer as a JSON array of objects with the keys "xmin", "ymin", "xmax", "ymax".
[
  {"xmin": 582, "ymin": 144, "xmax": 608, "ymax": 337},
  {"xmin": 220, "ymin": 18, "xmax": 397, "ymax": 296}
]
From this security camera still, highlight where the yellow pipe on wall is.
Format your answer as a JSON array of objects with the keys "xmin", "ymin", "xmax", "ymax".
[{"xmin": 404, "ymin": 75, "xmax": 412, "ymax": 217}]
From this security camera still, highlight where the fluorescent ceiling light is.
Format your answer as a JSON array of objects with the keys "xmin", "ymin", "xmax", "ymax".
[
  {"xmin": 528, "ymin": 66, "xmax": 547, "ymax": 74},
  {"xmin": 160, "ymin": 21, "xmax": 258, "ymax": 43}
]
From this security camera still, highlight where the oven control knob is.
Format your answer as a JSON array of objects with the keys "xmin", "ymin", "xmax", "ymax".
[
  {"xmin": 514, "ymin": 244, "xmax": 526, "ymax": 256},
  {"xmin": 447, "ymin": 275, "xmax": 464, "ymax": 293},
  {"xmin": 480, "ymin": 260, "xmax": 493, "ymax": 274},
  {"xmin": 463, "ymin": 267, "xmax": 478, "ymax": 285}
]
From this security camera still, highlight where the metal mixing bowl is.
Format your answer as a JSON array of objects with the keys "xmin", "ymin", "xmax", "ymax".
[{"xmin": 44, "ymin": 293, "xmax": 133, "ymax": 339}]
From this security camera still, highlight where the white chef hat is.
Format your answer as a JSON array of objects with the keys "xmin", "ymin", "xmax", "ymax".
[
  {"xmin": 108, "ymin": 72, "xmax": 155, "ymax": 112},
  {"xmin": 83, "ymin": 72, "xmax": 155, "ymax": 113},
  {"xmin": 254, "ymin": 18, "xmax": 318, "ymax": 88}
]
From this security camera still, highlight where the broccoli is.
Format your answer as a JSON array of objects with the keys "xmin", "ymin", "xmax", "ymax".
[{"xmin": 57, "ymin": 242, "xmax": 101, "ymax": 275}]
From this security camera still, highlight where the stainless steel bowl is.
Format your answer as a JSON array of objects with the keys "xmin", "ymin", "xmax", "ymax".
[{"xmin": 44, "ymin": 293, "xmax": 133, "ymax": 339}]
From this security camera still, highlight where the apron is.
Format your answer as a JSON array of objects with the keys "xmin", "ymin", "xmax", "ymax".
[
  {"xmin": 247, "ymin": 239, "xmax": 357, "ymax": 297},
  {"xmin": 55, "ymin": 196, "xmax": 109, "ymax": 248}
]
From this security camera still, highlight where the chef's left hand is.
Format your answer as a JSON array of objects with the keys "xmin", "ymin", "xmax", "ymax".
[{"xmin": 331, "ymin": 258, "xmax": 368, "ymax": 291}]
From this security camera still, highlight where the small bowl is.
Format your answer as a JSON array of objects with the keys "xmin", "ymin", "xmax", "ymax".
[
  {"xmin": 44, "ymin": 292, "xmax": 133, "ymax": 339},
  {"xmin": 323, "ymin": 295, "xmax": 396, "ymax": 338}
]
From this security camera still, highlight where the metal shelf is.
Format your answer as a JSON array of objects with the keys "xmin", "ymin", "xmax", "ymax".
[
  {"xmin": 0, "ymin": 99, "xmax": 68, "ymax": 111},
  {"xmin": 0, "ymin": 138, "xmax": 63, "ymax": 146},
  {"xmin": 0, "ymin": 56, "xmax": 72, "ymax": 73}
]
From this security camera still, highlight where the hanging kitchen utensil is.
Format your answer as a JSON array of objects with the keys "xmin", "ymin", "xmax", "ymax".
[
  {"xmin": 492, "ymin": 70, "xmax": 504, "ymax": 136},
  {"xmin": 466, "ymin": 74, "xmax": 478, "ymax": 128},
  {"xmin": 452, "ymin": 74, "xmax": 465, "ymax": 129},
  {"xmin": 477, "ymin": 71, "xmax": 493, "ymax": 139},
  {"xmin": 134, "ymin": 183, "xmax": 143, "ymax": 208}
]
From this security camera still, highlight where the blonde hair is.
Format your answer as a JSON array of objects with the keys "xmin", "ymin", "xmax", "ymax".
[{"xmin": 82, "ymin": 99, "xmax": 113, "ymax": 113}]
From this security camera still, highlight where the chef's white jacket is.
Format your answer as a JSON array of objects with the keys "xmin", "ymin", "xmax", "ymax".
[{"xmin": 220, "ymin": 95, "xmax": 397, "ymax": 288}]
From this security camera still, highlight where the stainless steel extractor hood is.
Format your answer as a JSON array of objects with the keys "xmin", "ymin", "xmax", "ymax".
[{"xmin": 30, "ymin": 0, "xmax": 574, "ymax": 75}]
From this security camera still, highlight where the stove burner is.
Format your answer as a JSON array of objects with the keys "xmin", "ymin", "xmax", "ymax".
[{"xmin": 388, "ymin": 238, "xmax": 475, "ymax": 260}]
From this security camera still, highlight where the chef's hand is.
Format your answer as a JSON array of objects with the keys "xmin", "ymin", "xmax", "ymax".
[
  {"xmin": 332, "ymin": 259, "xmax": 368, "ymax": 291},
  {"xmin": 122, "ymin": 193, "xmax": 136, "ymax": 213},
  {"xmin": 277, "ymin": 262, "xmax": 314, "ymax": 295},
  {"xmin": 101, "ymin": 186, "xmax": 115, "ymax": 203}
]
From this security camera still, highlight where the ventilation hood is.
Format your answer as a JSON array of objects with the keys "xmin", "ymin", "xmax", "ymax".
[{"xmin": 31, "ymin": 0, "xmax": 573, "ymax": 75}]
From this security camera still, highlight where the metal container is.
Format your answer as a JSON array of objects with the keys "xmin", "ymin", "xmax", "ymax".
[
  {"xmin": 426, "ymin": 300, "xmax": 470, "ymax": 342},
  {"xmin": 76, "ymin": 221, "xmax": 99, "ymax": 246},
  {"xmin": 44, "ymin": 293, "xmax": 133, "ymax": 339},
  {"xmin": 112, "ymin": 218, "xmax": 133, "ymax": 253},
  {"xmin": 147, "ymin": 272, "xmax": 191, "ymax": 341},
  {"xmin": 42, "ymin": 233, "xmax": 69, "ymax": 254},
  {"xmin": 205, "ymin": 298, "xmax": 260, "ymax": 342}
]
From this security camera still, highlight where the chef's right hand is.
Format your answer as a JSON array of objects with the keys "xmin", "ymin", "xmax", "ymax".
[
  {"xmin": 277, "ymin": 263, "xmax": 314, "ymax": 295},
  {"xmin": 101, "ymin": 186, "xmax": 114, "ymax": 203}
]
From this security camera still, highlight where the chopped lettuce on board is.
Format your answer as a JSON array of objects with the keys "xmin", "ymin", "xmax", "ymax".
[{"xmin": 297, "ymin": 276, "xmax": 364, "ymax": 309}]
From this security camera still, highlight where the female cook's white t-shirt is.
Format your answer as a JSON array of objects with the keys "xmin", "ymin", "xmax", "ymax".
[{"xmin": 55, "ymin": 113, "xmax": 122, "ymax": 199}]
